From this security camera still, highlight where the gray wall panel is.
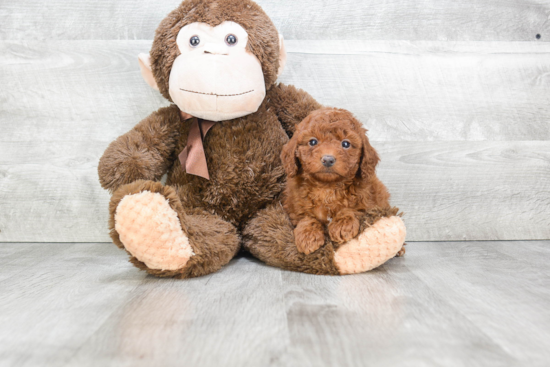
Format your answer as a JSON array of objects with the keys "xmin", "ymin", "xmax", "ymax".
[{"xmin": 1, "ymin": 0, "xmax": 549, "ymax": 41}]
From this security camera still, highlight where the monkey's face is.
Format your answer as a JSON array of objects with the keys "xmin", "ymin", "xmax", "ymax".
[{"xmin": 169, "ymin": 21, "xmax": 266, "ymax": 121}]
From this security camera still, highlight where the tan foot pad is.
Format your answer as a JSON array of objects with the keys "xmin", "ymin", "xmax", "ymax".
[
  {"xmin": 334, "ymin": 216, "xmax": 406, "ymax": 274},
  {"xmin": 115, "ymin": 191, "xmax": 194, "ymax": 271}
]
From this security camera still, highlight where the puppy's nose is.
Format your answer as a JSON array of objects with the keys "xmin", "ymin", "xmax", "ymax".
[{"xmin": 321, "ymin": 155, "xmax": 336, "ymax": 167}]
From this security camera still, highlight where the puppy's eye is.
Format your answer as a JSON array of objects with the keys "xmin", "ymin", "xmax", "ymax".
[
  {"xmin": 225, "ymin": 34, "xmax": 238, "ymax": 46},
  {"xmin": 308, "ymin": 139, "xmax": 318, "ymax": 147},
  {"xmin": 190, "ymin": 35, "xmax": 200, "ymax": 47},
  {"xmin": 342, "ymin": 140, "xmax": 351, "ymax": 149}
]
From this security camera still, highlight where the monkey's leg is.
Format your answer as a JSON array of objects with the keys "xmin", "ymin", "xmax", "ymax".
[
  {"xmin": 242, "ymin": 202, "xmax": 406, "ymax": 275},
  {"xmin": 109, "ymin": 180, "xmax": 240, "ymax": 278}
]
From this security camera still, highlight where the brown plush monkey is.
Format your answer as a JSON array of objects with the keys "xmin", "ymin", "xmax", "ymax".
[{"xmin": 98, "ymin": 0, "xmax": 406, "ymax": 278}]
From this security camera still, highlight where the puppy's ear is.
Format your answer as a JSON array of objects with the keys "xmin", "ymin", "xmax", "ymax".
[
  {"xmin": 358, "ymin": 131, "xmax": 380, "ymax": 179},
  {"xmin": 281, "ymin": 135, "xmax": 300, "ymax": 178}
]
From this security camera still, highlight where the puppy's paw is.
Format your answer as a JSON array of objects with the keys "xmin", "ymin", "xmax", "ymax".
[
  {"xmin": 294, "ymin": 219, "xmax": 325, "ymax": 255},
  {"xmin": 329, "ymin": 214, "xmax": 360, "ymax": 244}
]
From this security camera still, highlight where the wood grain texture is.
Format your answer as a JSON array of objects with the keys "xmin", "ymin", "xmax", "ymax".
[
  {"xmin": 0, "ymin": 142, "xmax": 112, "ymax": 242},
  {"xmin": 283, "ymin": 262, "xmax": 514, "ymax": 367},
  {"xmin": 0, "ymin": 243, "xmax": 148, "ymax": 366},
  {"xmin": 283, "ymin": 241, "xmax": 550, "ymax": 367},
  {"xmin": 1, "ymin": 241, "xmax": 550, "ymax": 366},
  {"xmin": 378, "ymin": 141, "xmax": 550, "ymax": 241},
  {"xmin": 404, "ymin": 241, "xmax": 550, "ymax": 366},
  {"xmin": 68, "ymin": 256, "xmax": 289, "ymax": 367},
  {"xmin": 0, "ymin": 41, "xmax": 169, "ymax": 143},
  {"xmin": 1, "ymin": 141, "xmax": 548, "ymax": 242},
  {"xmin": 1, "ymin": 0, "xmax": 549, "ymax": 41},
  {"xmin": 1, "ymin": 40, "xmax": 549, "ymax": 242},
  {"xmin": 282, "ymin": 40, "xmax": 550, "ymax": 141},
  {"xmin": 2, "ymin": 40, "xmax": 550, "ymax": 142}
]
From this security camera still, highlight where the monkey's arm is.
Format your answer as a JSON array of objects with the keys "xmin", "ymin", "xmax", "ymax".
[
  {"xmin": 267, "ymin": 83, "xmax": 323, "ymax": 137},
  {"xmin": 98, "ymin": 105, "xmax": 182, "ymax": 193}
]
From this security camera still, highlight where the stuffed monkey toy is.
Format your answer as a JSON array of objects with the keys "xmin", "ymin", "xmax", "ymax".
[{"xmin": 98, "ymin": 0, "xmax": 406, "ymax": 278}]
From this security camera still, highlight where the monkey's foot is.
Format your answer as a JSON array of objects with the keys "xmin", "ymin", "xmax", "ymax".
[
  {"xmin": 114, "ymin": 190, "xmax": 194, "ymax": 271},
  {"xmin": 243, "ymin": 203, "xmax": 406, "ymax": 275},
  {"xmin": 334, "ymin": 216, "xmax": 406, "ymax": 274}
]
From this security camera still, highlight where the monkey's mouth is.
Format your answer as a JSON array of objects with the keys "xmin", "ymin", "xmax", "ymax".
[{"xmin": 180, "ymin": 88, "xmax": 254, "ymax": 97}]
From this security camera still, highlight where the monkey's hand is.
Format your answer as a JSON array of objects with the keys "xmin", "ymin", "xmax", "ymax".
[
  {"xmin": 98, "ymin": 107, "xmax": 181, "ymax": 193},
  {"xmin": 98, "ymin": 137, "xmax": 167, "ymax": 193}
]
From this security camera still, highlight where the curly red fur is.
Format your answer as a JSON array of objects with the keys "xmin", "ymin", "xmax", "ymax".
[{"xmin": 281, "ymin": 108, "xmax": 391, "ymax": 254}]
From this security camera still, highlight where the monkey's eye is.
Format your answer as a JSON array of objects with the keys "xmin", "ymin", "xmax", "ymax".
[
  {"xmin": 225, "ymin": 34, "xmax": 238, "ymax": 46},
  {"xmin": 189, "ymin": 35, "xmax": 200, "ymax": 47},
  {"xmin": 308, "ymin": 139, "xmax": 318, "ymax": 147},
  {"xmin": 342, "ymin": 140, "xmax": 351, "ymax": 149}
]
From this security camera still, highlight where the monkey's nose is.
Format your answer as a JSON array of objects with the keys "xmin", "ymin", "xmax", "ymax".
[
  {"xmin": 321, "ymin": 155, "xmax": 336, "ymax": 167},
  {"xmin": 204, "ymin": 43, "xmax": 229, "ymax": 55}
]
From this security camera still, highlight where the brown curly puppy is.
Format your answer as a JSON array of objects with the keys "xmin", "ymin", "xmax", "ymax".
[{"xmin": 281, "ymin": 108, "xmax": 392, "ymax": 255}]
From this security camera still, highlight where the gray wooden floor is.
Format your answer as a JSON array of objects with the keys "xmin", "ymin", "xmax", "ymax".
[{"xmin": 1, "ymin": 242, "xmax": 549, "ymax": 367}]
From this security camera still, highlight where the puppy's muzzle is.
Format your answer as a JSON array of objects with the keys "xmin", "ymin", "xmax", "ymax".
[{"xmin": 321, "ymin": 155, "xmax": 336, "ymax": 168}]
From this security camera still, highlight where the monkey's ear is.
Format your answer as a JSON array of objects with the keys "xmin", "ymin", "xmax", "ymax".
[
  {"xmin": 138, "ymin": 53, "xmax": 159, "ymax": 91},
  {"xmin": 277, "ymin": 34, "xmax": 287, "ymax": 78},
  {"xmin": 280, "ymin": 134, "xmax": 300, "ymax": 178}
]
